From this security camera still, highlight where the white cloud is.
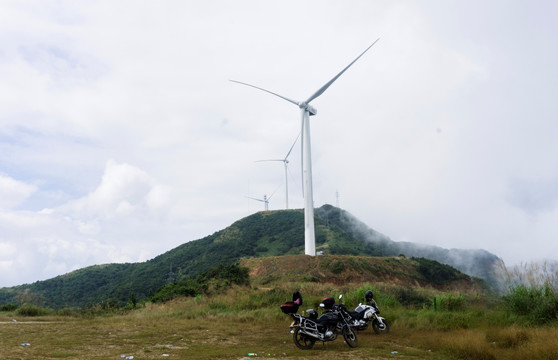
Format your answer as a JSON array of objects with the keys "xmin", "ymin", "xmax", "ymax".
[
  {"xmin": 0, "ymin": 175, "xmax": 37, "ymax": 209},
  {"xmin": 57, "ymin": 160, "xmax": 173, "ymax": 222},
  {"xmin": 0, "ymin": 160, "xmax": 179, "ymax": 287},
  {"xmin": 1, "ymin": 0, "xmax": 557, "ymax": 287}
]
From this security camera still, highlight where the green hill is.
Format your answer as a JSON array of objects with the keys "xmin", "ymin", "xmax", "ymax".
[{"xmin": 0, "ymin": 205, "xmax": 500, "ymax": 309}]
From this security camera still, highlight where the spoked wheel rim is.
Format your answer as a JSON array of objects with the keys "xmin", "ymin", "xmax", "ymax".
[
  {"xmin": 343, "ymin": 327, "xmax": 358, "ymax": 348},
  {"xmin": 293, "ymin": 327, "xmax": 316, "ymax": 350}
]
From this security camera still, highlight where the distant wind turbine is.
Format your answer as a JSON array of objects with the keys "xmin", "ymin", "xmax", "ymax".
[
  {"xmin": 246, "ymin": 184, "xmax": 281, "ymax": 211},
  {"xmin": 255, "ymin": 134, "xmax": 299, "ymax": 209},
  {"xmin": 246, "ymin": 194, "xmax": 271, "ymax": 211},
  {"xmin": 232, "ymin": 39, "xmax": 379, "ymax": 256}
]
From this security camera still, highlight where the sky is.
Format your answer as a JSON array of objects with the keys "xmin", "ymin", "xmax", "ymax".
[{"xmin": 1, "ymin": 0, "xmax": 557, "ymax": 287}]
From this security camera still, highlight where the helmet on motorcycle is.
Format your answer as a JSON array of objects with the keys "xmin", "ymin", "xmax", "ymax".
[{"xmin": 365, "ymin": 290, "xmax": 374, "ymax": 302}]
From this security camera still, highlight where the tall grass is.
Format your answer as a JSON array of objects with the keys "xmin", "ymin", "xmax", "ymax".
[
  {"xmin": 496, "ymin": 259, "xmax": 558, "ymax": 289},
  {"xmin": 2, "ymin": 281, "xmax": 557, "ymax": 360}
]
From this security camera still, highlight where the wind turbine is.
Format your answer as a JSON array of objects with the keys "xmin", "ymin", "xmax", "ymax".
[
  {"xmin": 246, "ymin": 194, "xmax": 271, "ymax": 211},
  {"xmin": 255, "ymin": 134, "xmax": 299, "ymax": 209},
  {"xmin": 232, "ymin": 39, "xmax": 379, "ymax": 256},
  {"xmin": 246, "ymin": 183, "xmax": 281, "ymax": 211}
]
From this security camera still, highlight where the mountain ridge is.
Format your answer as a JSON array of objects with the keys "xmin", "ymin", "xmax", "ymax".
[{"xmin": 0, "ymin": 205, "xmax": 500, "ymax": 308}]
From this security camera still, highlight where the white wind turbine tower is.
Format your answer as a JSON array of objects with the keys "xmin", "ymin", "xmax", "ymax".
[
  {"xmin": 232, "ymin": 39, "xmax": 379, "ymax": 256},
  {"xmin": 255, "ymin": 134, "xmax": 299, "ymax": 209}
]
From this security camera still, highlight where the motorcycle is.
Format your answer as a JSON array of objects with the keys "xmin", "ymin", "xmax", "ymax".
[
  {"xmin": 282, "ymin": 294, "xmax": 358, "ymax": 349},
  {"xmin": 347, "ymin": 290, "xmax": 390, "ymax": 334}
]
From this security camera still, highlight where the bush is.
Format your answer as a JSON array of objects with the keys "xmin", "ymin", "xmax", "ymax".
[
  {"xmin": 16, "ymin": 304, "xmax": 51, "ymax": 316},
  {"xmin": 331, "ymin": 261, "xmax": 345, "ymax": 274},
  {"xmin": 151, "ymin": 280, "xmax": 201, "ymax": 303},
  {"xmin": 151, "ymin": 263, "xmax": 250, "ymax": 303},
  {"xmin": 0, "ymin": 303, "xmax": 18, "ymax": 312},
  {"xmin": 393, "ymin": 287, "xmax": 430, "ymax": 307},
  {"xmin": 505, "ymin": 282, "xmax": 558, "ymax": 325},
  {"xmin": 436, "ymin": 293, "xmax": 466, "ymax": 311}
]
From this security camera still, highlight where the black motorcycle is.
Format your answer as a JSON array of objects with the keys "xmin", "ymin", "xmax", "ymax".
[
  {"xmin": 283, "ymin": 295, "xmax": 358, "ymax": 349},
  {"xmin": 346, "ymin": 290, "xmax": 390, "ymax": 334}
]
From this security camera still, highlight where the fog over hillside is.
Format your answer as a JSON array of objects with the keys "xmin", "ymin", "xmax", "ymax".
[{"xmin": 316, "ymin": 205, "xmax": 500, "ymax": 284}]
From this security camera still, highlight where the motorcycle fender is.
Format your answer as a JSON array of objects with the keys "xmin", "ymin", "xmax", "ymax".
[{"xmin": 364, "ymin": 309, "xmax": 374, "ymax": 319}]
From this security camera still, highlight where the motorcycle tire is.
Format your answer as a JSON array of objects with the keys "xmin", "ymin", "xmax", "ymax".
[
  {"xmin": 293, "ymin": 327, "xmax": 316, "ymax": 350},
  {"xmin": 342, "ymin": 327, "xmax": 358, "ymax": 348},
  {"xmin": 372, "ymin": 319, "xmax": 390, "ymax": 334}
]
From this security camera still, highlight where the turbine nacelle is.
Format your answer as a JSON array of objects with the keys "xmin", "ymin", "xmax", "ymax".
[{"xmin": 298, "ymin": 101, "xmax": 317, "ymax": 116}]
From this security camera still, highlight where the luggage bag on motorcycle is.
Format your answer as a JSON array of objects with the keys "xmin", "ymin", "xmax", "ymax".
[
  {"xmin": 320, "ymin": 297, "xmax": 335, "ymax": 310},
  {"xmin": 280, "ymin": 291, "xmax": 303, "ymax": 314},
  {"xmin": 280, "ymin": 301, "xmax": 299, "ymax": 314}
]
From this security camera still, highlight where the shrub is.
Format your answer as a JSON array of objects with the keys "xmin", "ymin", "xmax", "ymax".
[
  {"xmin": 505, "ymin": 282, "xmax": 558, "ymax": 325},
  {"xmin": 436, "ymin": 293, "xmax": 466, "ymax": 311},
  {"xmin": 331, "ymin": 261, "xmax": 345, "ymax": 274},
  {"xmin": 16, "ymin": 304, "xmax": 51, "ymax": 316},
  {"xmin": 151, "ymin": 280, "xmax": 201, "ymax": 303},
  {"xmin": 151, "ymin": 263, "xmax": 250, "ymax": 303},
  {"xmin": 0, "ymin": 303, "xmax": 18, "ymax": 312},
  {"xmin": 393, "ymin": 287, "xmax": 430, "ymax": 307}
]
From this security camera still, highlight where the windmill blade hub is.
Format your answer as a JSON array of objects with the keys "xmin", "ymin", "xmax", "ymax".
[
  {"xmin": 307, "ymin": 104, "xmax": 317, "ymax": 116},
  {"xmin": 299, "ymin": 102, "xmax": 317, "ymax": 116}
]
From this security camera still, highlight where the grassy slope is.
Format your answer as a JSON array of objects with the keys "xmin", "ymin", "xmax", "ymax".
[
  {"xmin": 241, "ymin": 254, "xmax": 485, "ymax": 293},
  {"xmin": 1, "ymin": 271, "xmax": 556, "ymax": 360}
]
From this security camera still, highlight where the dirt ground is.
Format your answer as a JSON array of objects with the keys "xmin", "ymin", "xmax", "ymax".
[{"xmin": 0, "ymin": 315, "xmax": 443, "ymax": 360}]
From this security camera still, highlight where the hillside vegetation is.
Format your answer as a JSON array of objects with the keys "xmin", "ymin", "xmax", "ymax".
[
  {"xmin": 0, "ymin": 205, "xmax": 499, "ymax": 309},
  {"xmin": 241, "ymin": 255, "xmax": 484, "ymax": 292},
  {"xmin": 1, "ymin": 258, "xmax": 556, "ymax": 360}
]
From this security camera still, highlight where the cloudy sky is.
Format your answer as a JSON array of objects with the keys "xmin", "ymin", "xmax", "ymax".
[{"xmin": 1, "ymin": 0, "xmax": 557, "ymax": 287}]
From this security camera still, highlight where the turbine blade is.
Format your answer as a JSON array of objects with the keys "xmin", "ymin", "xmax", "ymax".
[
  {"xmin": 255, "ymin": 159, "xmax": 284, "ymax": 163},
  {"xmin": 245, "ymin": 195, "xmax": 265, "ymax": 202},
  {"xmin": 305, "ymin": 38, "xmax": 380, "ymax": 104},
  {"xmin": 268, "ymin": 184, "xmax": 282, "ymax": 200},
  {"xmin": 230, "ymin": 80, "xmax": 299, "ymax": 106},
  {"xmin": 284, "ymin": 133, "xmax": 300, "ymax": 160}
]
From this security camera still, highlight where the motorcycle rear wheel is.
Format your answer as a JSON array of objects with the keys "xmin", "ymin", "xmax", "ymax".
[
  {"xmin": 372, "ymin": 319, "xmax": 390, "ymax": 334},
  {"xmin": 342, "ymin": 327, "xmax": 358, "ymax": 348},
  {"xmin": 293, "ymin": 327, "xmax": 316, "ymax": 350}
]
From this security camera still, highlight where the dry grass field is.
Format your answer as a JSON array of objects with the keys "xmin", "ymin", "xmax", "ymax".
[
  {"xmin": 2, "ymin": 256, "xmax": 557, "ymax": 359},
  {"xmin": 2, "ymin": 292, "xmax": 558, "ymax": 360}
]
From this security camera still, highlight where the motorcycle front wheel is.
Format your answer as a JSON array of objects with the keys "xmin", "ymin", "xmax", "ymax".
[
  {"xmin": 293, "ymin": 327, "xmax": 316, "ymax": 350},
  {"xmin": 342, "ymin": 327, "xmax": 358, "ymax": 348},
  {"xmin": 372, "ymin": 318, "xmax": 390, "ymax": 334}
]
